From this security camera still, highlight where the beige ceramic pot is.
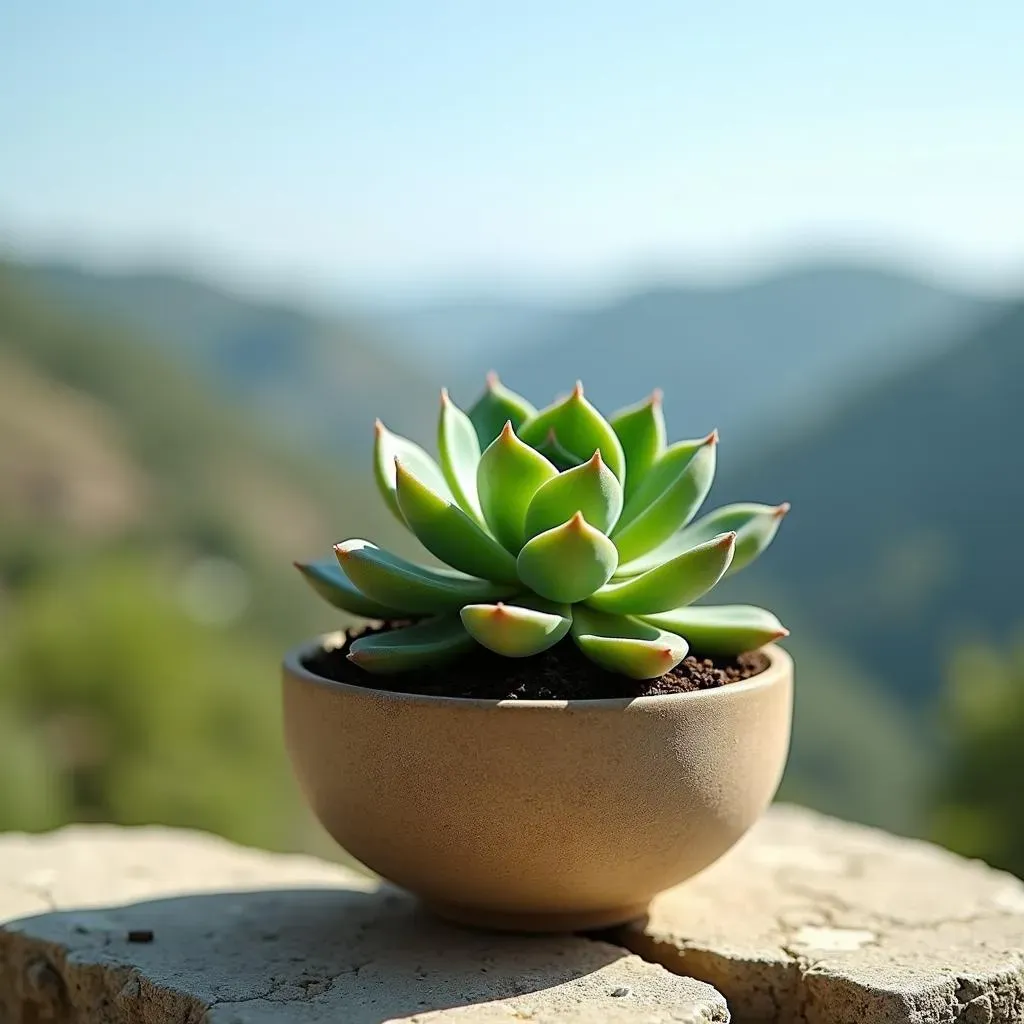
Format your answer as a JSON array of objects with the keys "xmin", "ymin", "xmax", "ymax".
[{"xmin": 282, "ymin": 634, "xmax": 793, "ymax": 932}]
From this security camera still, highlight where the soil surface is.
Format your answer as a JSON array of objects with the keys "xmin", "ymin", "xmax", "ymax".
[{"xmin": 303, "ymin": 622, "xmax": 769, "ymax": 700}]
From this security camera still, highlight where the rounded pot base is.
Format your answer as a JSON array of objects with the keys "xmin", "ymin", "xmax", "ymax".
[{"xmin": 424, "ymin": 899, "xmax": 650, "ymax": 934}]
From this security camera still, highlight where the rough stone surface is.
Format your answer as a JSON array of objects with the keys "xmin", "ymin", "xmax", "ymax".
[
  {"xmin": 0, "ymin": 825, "xmax": 727, "ymax": 1023},
  {"xmin": 615, "ymin": 805, "xmax": 1024, "ymax": 1023}
]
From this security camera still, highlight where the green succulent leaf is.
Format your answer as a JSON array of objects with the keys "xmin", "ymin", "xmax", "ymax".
[
  {"xmin": 516, "ymin": 512, "xmax": 619, "ymax": 604},
  {"xmin": 335, "ymin": 540, "xmax": 511, "ymax": 614},
  {"xmin": 373, "ymin": 420, "xmax": 451, "ymax": 522},
  {"xmin": 616, "ymin": 501, "xmax": 789, "ymax": 578},
  {"xmin": 534, "ymin": 428, "xmax": 585, "ymax": 470},
  {"xmin": 438, "ymin": 389, "xmax": 485, "ymax": 523},
  {"xmin": 611, "ymin": 432, "xmax": 718, "ymax": 563},
  {"xmin": 640, "ymin": 604, "xmax": 788, "ymax": 655},
  {"xmin": 348, "ymin": 616, "xmax": 474, "ymax": 674},
  {"xmin": 294, "ymin": 558, "xmax": 412, "ymax": 618},
  {"xmin": 518, "ymin": 382, "xmax": 626, "ymax": 482},
  {"xmin": 395, "ymin": 462, "xmax": 520, "ymax": 582},
  {"xmin": 587, "ymin": 532, "xmax": 736, "ymax": 615},
  {"xmin": 468, "ymin": 373, "xmax": 537, "ymax": 448},
  {"xmin": 476, "ymin": 422, "xmax": 558, "ymax": 552},
  {"xmin": 684, "ymin": 502, "xmax": 789, "ymax": 577},
  {"xmin": 610, "ymin": 390, "xmax": 666, "ymax": 502},
  {"xmin": 460, "ymin": 599, "xmax": 572, "ymax": 657},
  {"xmin": 570, "ymin": 606, "xmax": 688, "ymax": 680},
  {"xmin": 523, "ymin": 451, "xmax": 623, "ymax": 540}
]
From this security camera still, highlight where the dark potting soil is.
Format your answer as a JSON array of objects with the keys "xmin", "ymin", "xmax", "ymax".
[{"xmin": 303, "ymin": 623, "xmax": 769, "ymax": 701}]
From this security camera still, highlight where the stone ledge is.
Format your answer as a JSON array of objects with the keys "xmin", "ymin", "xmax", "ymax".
[
  {"xmin": 2, "ymin": 810, "xmax": 1023, "ymax": 1023},
  {"xmin": 614, "ymin": 805, "xmax": 1024, "ymax": 1023},
  {"xmin": 0, "ymin": 825, "xmax": 726, "ymax": 1023}
]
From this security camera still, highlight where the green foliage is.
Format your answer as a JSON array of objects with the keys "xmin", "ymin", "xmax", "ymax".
[
  {"xmin": 931, "ymin": 641, "xmax": 1024, "ymax": 877},
  {"xmin": 0, "ymin": 557, "xmax": 296, "ymax": 848},
  {"xmin": 299, "ymin": 377, "xmax": 790, "ymax": 678}
]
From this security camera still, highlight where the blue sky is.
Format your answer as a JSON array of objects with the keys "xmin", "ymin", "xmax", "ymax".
[{"xmin": 2, "ymin": 1, "xmax": 1023, "ymax": 300}]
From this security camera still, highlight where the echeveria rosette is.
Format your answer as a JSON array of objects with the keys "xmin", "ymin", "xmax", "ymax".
[{"xmin": 296, "ymin": 376, "xmax": 790, "ymax": 679}]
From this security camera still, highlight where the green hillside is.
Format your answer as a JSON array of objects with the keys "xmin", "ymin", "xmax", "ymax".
[
  {"xmin": 19, "ymin": 261, "xmax": 441, "ymax": 453},
  {"xmin": 0, "ymin": 263, "xmax": 409, "ymax": 849},
  {"xmin": 721, "ymin": 301, "xmax": 1024, "ymax": 709}
]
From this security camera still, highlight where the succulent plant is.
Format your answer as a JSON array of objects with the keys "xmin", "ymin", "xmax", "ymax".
[{"xmin": 297, "ymin": 376, "xmax": 789, "ymax": 679}]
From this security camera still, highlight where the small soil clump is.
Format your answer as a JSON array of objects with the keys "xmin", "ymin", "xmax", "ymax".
[{"xmin": 304, "ymin": 622, "xmax": 769, "ymax": 701}]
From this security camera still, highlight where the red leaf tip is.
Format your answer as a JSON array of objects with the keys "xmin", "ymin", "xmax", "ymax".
[
  {"xmin": 486, "ymin": 370, "xmax": 501, "ymax": 389},
  {"xmin": 499, "ymin": 419, "xmax": 516, "ymax": 440},
  {"xmin": 439, "ymin": 387, "xmax": 451, "ymax": 406},
  {"xmin": 650, "ymin": 388, "xmax": 664, "ymax": 406},
  {"xmin": 774, "ymin": 502, "xmax": 791, "ymax": 519},
  {"xmin": 572, "ymin": 380, "xmax": 584, "ymax": 398},
  {"xmin": 705, "ymin": 428, "xmax": 720, "ymax": 446}
]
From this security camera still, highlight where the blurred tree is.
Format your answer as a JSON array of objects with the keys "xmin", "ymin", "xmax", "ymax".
[
  {"xmin": 932, "ymin": 641, "xmax": 1024, "ymax": 876},
  {"xmin": 0, "ymin": 556, "xmax": 299, "ymax": 850}
]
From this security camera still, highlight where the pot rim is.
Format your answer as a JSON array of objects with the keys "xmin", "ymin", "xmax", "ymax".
[{"xmin": 283, "ymin": 632, "xmax": 792, "ymax": 712}]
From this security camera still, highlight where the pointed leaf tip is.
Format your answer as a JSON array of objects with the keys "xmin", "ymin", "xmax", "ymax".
[
  {"xmin": 639, "ymin": 604, "xmax": 788, "ymax": 656},
  {"xmin": 651, "ymin": 388, "xmax": 663, "ymax": 406},
  {"xmin": 589, "ymin": 531, "xmax": 735, "ymax": 615},
  {"xmin": 486, "ymin": 370, "xmax": 500, "ymax": 388},
  {"xmin": 612, "ymin": 435, "xmax": 718, "ymax": 562},
  {"xmin": 477, "ymin": 421, "xmax": 558, "ymax": 552},
  {"xmin": 523, "ymin": 452, "xmax": 624, "ymax": 539},
  {"xmin": 337, "ymin": 541, "xmax": 510, "ymax": 613},
  {"xmin": 297, "ymin": 556, "xmax": 414, "ymax": 619},
  {"xmin": 517, "ymin": 515, "xmax": 618, "ymax": 603},
  {"xmin": 440, "ymin": 387, "xmax": 450, "ymax": 406},
  {"xmin": 519, "ymin": 386, "xmax": 626, "ymax": 481},
  {"xmin": 470, "ymin": 377, "xmax": 537, "ymax": 448},
  {"xmin": 774, "ymin": 502, "xmax": 791, "ymax": 519},
  {"xmin": 570, "ymin": 606, "xmax": 687, "ymax": 679},
  {"xmin": 706, "ymin": 429, "xmax": 719, "ymax": 446},
  {"xmin": 461, "ymin": 599, "xmax": 572, "ymax": 657},
  {"xmin": 395, "ymin": 461, "xmax": 519, "ymax": 582}
]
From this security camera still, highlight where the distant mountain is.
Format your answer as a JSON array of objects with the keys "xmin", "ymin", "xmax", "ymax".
[
  {"xmin": 720, "ymin": 300, "xmax": 1024, "ymax": 707},
  {"xmin": 476, "ymin": 264, "xmax": 993, "ymax": 442},
  {"xmin": 17, "ymin": 262, "xmax": 439, "ymax": 453},
  {"xmin": 358, "ymin": 298, "xmax": 572, "ymax": 362}
]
